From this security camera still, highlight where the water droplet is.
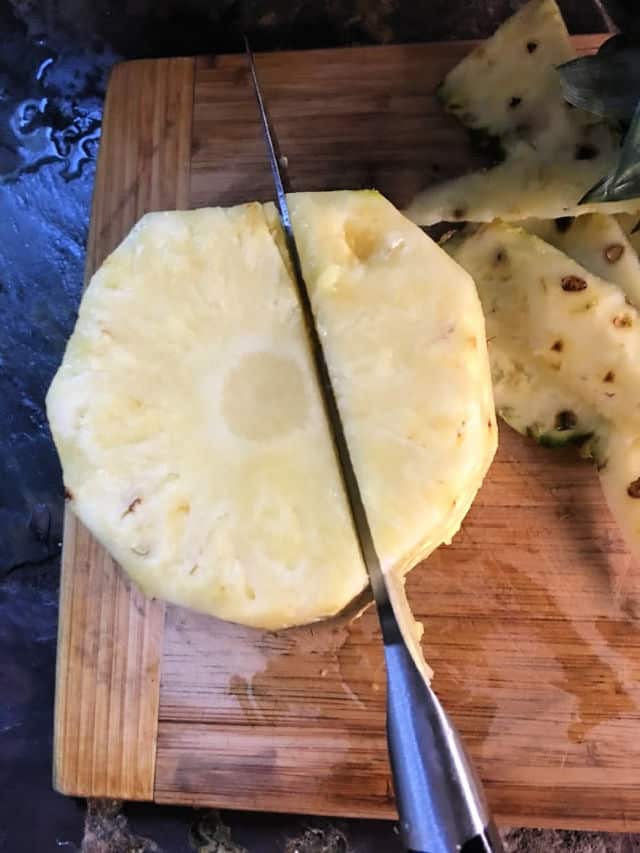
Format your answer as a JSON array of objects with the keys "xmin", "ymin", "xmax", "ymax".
[{"xmin": 35, "ymin": 56, "xmax": 54, "ymax": 83}]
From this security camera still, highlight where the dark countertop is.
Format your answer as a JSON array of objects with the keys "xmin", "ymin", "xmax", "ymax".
[{"xmin": 1, "ymin": 1, "xmax": 637, "ymax": 850}]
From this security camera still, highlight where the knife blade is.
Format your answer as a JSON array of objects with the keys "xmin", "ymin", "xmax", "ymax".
[
  {"xmin": 243, "ymin": 36, "xmax": 398, "ymax": 645},
  {"xmin": 244, "ymin": 37, "xmax": 504, "ymax": 853}
]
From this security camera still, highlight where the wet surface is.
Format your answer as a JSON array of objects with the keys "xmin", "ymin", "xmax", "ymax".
[{"xmin": 0, "ymin": 0, "xmax": 629, "ymax": 850}]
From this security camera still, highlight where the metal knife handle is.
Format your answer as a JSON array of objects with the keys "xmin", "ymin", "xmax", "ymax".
[{"xmin": 384, "ymin": 642, "xmax": 504, "ymax": 853}]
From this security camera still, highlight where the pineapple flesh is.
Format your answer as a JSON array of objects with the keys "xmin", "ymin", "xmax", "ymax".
[
  {"xmin": 448, "ymin": 220, "xmax": 640, "ymax": 560},
  {"xmin": 406, "ymin": 0, "xmax": 640, "ymax": 227},
  {"xmin": 47, "ymin": 191, "xmax": 496, "ymax": 630}
]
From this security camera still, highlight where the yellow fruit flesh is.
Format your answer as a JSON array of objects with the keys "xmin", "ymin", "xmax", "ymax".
[{"xmin": 47, "ymin": 192, "xmax": 496, "ymax": 629}]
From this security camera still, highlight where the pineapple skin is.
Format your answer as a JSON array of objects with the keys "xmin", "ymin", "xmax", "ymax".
[
  {"xmin": 405, "ymin": 141, "xmax": 640, "ymax": 227},
  {"xmin": 438, "ymin": 0, "xmax": 576, "ymax": 155},
  {"xmin": 407, "ymin": 0, "xmax": 640, "ymax": 227},
  {"xmin": 522, "ymin": 213, "xmax": 640, "ymax": 308},
  {"xmin": 450, "ymin": 222, "xmax": 640, "ymax": 436},
  {"xmin": 449, "ymin": 220, "xmax": 640, "ymax": 562},
  {"xmin": 47, "ymin": 192, "xmax": 497, "ymax": 630}
]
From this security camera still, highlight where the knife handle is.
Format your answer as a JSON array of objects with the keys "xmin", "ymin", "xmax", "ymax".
[{"xmin": 384, "ymin": 642, "xmax": 504, "ymax": 853}]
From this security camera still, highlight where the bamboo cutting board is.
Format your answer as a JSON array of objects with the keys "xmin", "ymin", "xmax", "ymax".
[{"xmin": 54, "ymin": 39, "xmax": 640, "ymax": 831}]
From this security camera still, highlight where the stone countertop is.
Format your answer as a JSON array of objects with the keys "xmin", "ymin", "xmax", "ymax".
[{"xmin": 1, "ymin": 0, "xmax": 637, "ymax": 850}]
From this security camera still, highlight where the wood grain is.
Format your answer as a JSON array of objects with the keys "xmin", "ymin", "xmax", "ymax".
[
  {"xmin": 189, "ymin": 37, "xmax": 605, "ymax": 211},
  {"xmin": 54, "ymin": 57, "xmax": 195, "ymax": 799},
  {"xmin": 56, "ymin": 37, "xmax": 640, "ymax": 829}
]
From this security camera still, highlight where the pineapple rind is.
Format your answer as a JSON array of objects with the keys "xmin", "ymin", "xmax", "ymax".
[
  {"xmin": 450, "ymin": 220, "xmax": 640, "ymax": 561},
  {"xmin": 450, "ymin": 222, "xmax": 640, "ymax": 431},
  {"xmin": 439, "ymin": 0, "xmax": 578, "ymax": 154},
  {"xmin": 408, "ymin": 0, "xmax": 640, "ymax": 226},
  {"xmin": 406, "ymin": 141, "xmax": 640, "ymax": 227},
  {"xmin": 522, "ymin": 213, "xmax": 640, "ymax": 307}
]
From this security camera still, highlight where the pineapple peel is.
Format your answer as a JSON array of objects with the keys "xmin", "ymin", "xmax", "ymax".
[
  {"xmin": 438, "ymin": 0, "xmax": 576, "ymax": 155},
  {"xmin": 406, "ymin": 0, "xmax": 640, "ymax": 226},
  {"xmin": 449, "ymin": 219, "xmax": 640, "ymax": 562},
  {"xmin": 47, "ymin": 191, "xmax": 496, "ymax": 630}
]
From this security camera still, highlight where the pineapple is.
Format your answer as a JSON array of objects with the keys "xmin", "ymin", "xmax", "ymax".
[
  {"xmin": 448, "ymin": 220, "xmax": 640, "ymax": 560},
  {"xmin": 597, "ymin": 425, "xmax": 640, "ymax": 563},
  {"xmin": 406, "ymin": 0, "xmax": 640, "ymax": 227},
  {"xmin": 522, "ymin": 213, "xmax": 640, "ymax": 306},
  {"xmin": 47, "ymin": 191, "xmax": 496, "ymax": 630},
  {"xmin": 405, "ymin": 142, "xmax": 639, "ymax": 226},
  {"xmin": 438, "ymin": 0, "xmax": 579, "ymax": 155},
  {"xmin": 617, "ymin": 213, "xmax": 640, "ymax": 259}
]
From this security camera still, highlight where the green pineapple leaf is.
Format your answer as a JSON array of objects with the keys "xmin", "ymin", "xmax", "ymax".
[
  {"xmin": 558, "ymin": 35, "xmax": 640, "ymax": 121},
  {"xmin": 580, "ymin": 100, "xmax": 640, "ymax": 203},
  {"xmin": 557, "ymin": 33, "xmax": 640, "ymax": 205}
]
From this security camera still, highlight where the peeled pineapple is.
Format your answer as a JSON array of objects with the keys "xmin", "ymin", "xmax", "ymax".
[
  {"xmin": 407, "ymin": 0, "xmax": 640, "ymax": 226},
  {"xmin": 47, "ymin": 191, "xmax": 496, "ymax": 630},
  {"xmin": 449, "ymin": 220, "xmax": 640, "ymax": 560}
]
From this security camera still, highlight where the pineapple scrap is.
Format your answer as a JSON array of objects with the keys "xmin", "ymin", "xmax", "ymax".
[
  {"xmin": 523, "ymin": 213, "xmax": 640, "ymax": 306},
  {"xmin": 47, "ymin": 191, "xmax": 496, "ymax": 631},
  {"xmin": 449, "ymin": 220, "xmax": 640, "ymax": 561},
  {"xmin": 438, "ymin": 0, "xmax": 578, "ymax": 156},
  {"xmin": 406, "ymin": 0, "xmax": 640, "ymax": 226}
]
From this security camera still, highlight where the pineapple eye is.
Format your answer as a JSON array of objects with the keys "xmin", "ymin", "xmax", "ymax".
[
  {"xmin": 121, "ymin": 497, "xmax": 142, "ymax": 518},
  {"xmin": 604, "ymin": 244, "xmax": 624, "ymax": 264},
  {"xmin": 554, "ymin": 410, "xmax": 577, "ymax": 431},
  {"xmin": 575, "ymin": 143, "xmax": 599, "ymax": 161},
  {"xmin": 554, "ymin": 217, "xmax": 573, "ymax": 234},
  {"xmin": 613, "ymin": 314, "xmax": 633, "ymax": 328}
]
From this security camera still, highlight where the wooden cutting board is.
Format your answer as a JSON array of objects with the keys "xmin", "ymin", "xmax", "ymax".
[{"xmin": 54, "ymin": 38, "xmax": 640, "ymax": 832}]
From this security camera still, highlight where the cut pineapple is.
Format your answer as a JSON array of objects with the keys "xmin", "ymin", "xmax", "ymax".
[
  {"xmin": 288, "ymin": 191, "xmax": 496, "ymax": 571},
  {"xmin": 407, "ymin": 0, "xmax": 640, "ymax": 226},
  {"xmin": 47, "ymin": 191, "xmax": 496, "ymax": 630},
  {"xmin": 448, "ymin": 220, "xmax": 640, "ymax": 561},
  {"xmin": 522, "ymin": 213, "xmax": 640, "ymax": 306}
]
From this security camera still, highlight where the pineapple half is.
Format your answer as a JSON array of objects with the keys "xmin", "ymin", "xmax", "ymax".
[
  {"xmin": 448, "ymin": 220, "xmax": 640, "ymax": 560},
  {"xmin": 406, "ymin": 0, "xmax": 640, "ymax": 226},
  {"xmin": 47, "ymin": 191, "xmax": 496, "ymax": 630}
]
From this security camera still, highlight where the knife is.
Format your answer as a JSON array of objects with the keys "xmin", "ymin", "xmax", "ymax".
[{"xmin": 244, "ymin": 38, "xmax": 504, "ymax": 853}]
